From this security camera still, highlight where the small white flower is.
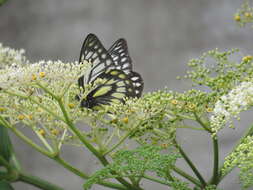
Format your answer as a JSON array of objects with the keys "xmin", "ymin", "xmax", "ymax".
[
  {"xmin": 0, "ymin": 43, "xmax": 91, "ymax": 123},
  {"xmin": 0, "ymin": 43, "xmax": 27, "ymax": 68},
  {"xmin": 211, "ymin": 81, "xmax": 253, "ymax": 134},
  {"xmin": 0, "ymin": 60, "xmax": 88, "ymax": 90}
]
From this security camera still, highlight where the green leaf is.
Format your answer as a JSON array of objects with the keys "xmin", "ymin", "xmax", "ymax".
[
  {"xmin": 83, "ymin": 145, "xmax": 181, "ymax": 189},
  {"xmin": 0, "ymin": 124, "xmax": 13, "ymax": 163},
  {"xmin": 0, "ymin": 181, "xmax": 14, "ymax": 190},
  {"xmin": 0, "ymin": 0, "xmax": 8, "ymax": 6}
]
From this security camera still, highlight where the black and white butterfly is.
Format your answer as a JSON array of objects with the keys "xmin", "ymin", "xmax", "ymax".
[{"xmin": 77, "ymin": 33, "xmax": 144, "ymax": 109}]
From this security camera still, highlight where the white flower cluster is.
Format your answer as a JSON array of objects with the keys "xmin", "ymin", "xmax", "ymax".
[
  {"xmin": 211, "ymin": 81, "xmax": 253, "ymax": 134},
  {"xmin": 0, "ymin": 44, "xmax": 89, "ymax": 91},
  {"xmin": 0, "ymin": 44, "xmax": 91, "ymax": 146},
  {"xmin": 0, "ymin": 59, "xmax": 85, "ymax": 141},
  {"xmin": 0, "ymin": 43, "xmax": 27, "ymax": 69},
  {"xmin": 0, "ymin": 60, "xmax": 87, "ymax": 90}
]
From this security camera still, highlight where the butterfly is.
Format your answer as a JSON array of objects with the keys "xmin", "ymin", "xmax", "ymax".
[{"xmin": 77, "ymin": 33, "xmax": 144, "ymax": 109}]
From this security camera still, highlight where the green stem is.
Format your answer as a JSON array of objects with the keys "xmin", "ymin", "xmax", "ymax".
[
  {"xmin": 35, "ymin": 130, "xmax": 54, "ymax": 153},
  {"xmin": 1, "ymin": 136, "xmax": 127, "ymax": 190},
  {"xmin": 144, "ymin": 171, "xmax": 198, "ymax": 188},
  {"xmin": 1, "ymin": 91, "xmax": 136, "ymax": 189},
  {"xmin": 143, "ymin": 175, "xmax": 169, "ymax": 186},
  {"xmin": 59, "ymin": 82, "xmax": 72, "ymax": 99},
  {"xmin": 0, "ymin": 171, "xmax": 9, "ymax": 179},
  {"xmin": 57, "ymin": 99, "xmax": 140, "ymax": 190},
  {"xmin": 54, "ymin": 156, "xmax": 89, "ymax": 179},
  {"xmin": 11, "ymin": 152, "xmax": 22, "ymax": 171},
  {"xmin": 35, "ymin": 82, "xmax": 58, "ymax": 100},
  {"xmin": 193, "ymin": 112, "xmax": 221, "ymax": 186},
  {"xmin": 174, "ymin": 141, "xmax": 206, "ymax": 186},
  {"xmin": 0, "ymin": 156, "xmax": 12, "ymax": 171},
  {"xmin": 0, "ymin": 116, "xmax": 52, "ymax": 157},
  {"xmin": 194, "ymin": 113, "xmax": 212, "ymax": 133},
  {"xmin": 103, "ymin": 130, "xmax": 135, "ymax": 156},
  {"xmin": 165, "ymin": 170, "xmax": 174, "ymax": 182},
  {"xmin": 58, "ymin": 99, "xmax": 103, "ymax": 160},
  {"xmin": 0, "ymin": 113, "xmax": 130, "ymax": 188},
  {"xmin": 4, "ymin": 90, "xmax": 65, "ymax": 123},
  {"xmin": 18, "ymin": 172, "xmax": 64, "ymax": 190},
  {"xmin": 177, "ymin": 125, "xmax": 205, "ymax": 131},
  {"xmin": 11, "ymin": 127, "xmax": 53, "ymax": 157},
  {"xmin": 1, "ymin": 125, "xmax": 128, "ymax": 190},
  {"xmin": 210, "ymin": 137, "xmax": 219, "ymax": 185},
  {"xmin": 172, "ymin": 166, "xmax": 202, "ymax": 187},
  {"xmin": 54, "ymin": 156, "xmax": 127, "ymax": 190},
  {"xmin": 167, "ymin": 111, "xmax": 196, "ymax": 121}
]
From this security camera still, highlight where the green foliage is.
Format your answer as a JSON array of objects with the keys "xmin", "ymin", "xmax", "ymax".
[
  {"xmin": 105, "ymin": 90, "xmax": 178, "ymax": 145},
  {"xmin": 0, "ymin": 0, "xmax": 8, "ymax": 6},
  {"xmin": 169, "ymin": 179, "xmax": 191, "ymax": 190},
  {"xmin": 203, "ymin": 185, "xmax": 222, "ymax": 190},
  {"xmin": 234, "ymin": 0, "xmax": 253, "ymax": 27},
  {"xmin": 83, "ymin": 145, "xmax": 180, "ymax": 189},
  {"xmin": 0, "ymin": 124, "xmax": 13, "ymax": 163},
  {"xmin": 178, "ymin": 48, "xmax": 253, "ymax": 120},
  {"xmin": 183, "ymin": 48, "xmax": 253, "ymax": 95},
  {"xmin": 0, "ymin": 181, "xmax": 14, "ymax": 190},
  {"xmin": 179, "ymin": 48, "xmax": 253, "ymax": 134},
  {"xmin": 222, "ymin": 135, "xmax": 253, "ymax": 189},
  {"xmin": 194, "ymin": 185, "xmax": 222, "ymax": 190}
]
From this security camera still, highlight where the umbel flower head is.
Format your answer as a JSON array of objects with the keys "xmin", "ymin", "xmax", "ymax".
[
  {"xmin": 0, "ymin": 60, "xmax": 86, "ymax": 90},
  {"xmin": 0, "ymin": 44, "xmax": 91, "ymax": 148},
  {"xmin": 0, "ymin": 44, "xmax": 179, "ymax": 153}
]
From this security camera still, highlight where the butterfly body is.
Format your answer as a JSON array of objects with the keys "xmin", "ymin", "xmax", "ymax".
[{"xmin": 78, "ymin": 34, "xmax": 143, "ymax": 109}]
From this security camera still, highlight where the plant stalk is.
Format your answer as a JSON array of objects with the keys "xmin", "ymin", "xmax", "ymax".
[
  {"xmin": 210, "ymin": 137, "xmax": 219, "ymax": 185},
  {"xmin": 18, "ymin": 172, "xmax": 64, "ymax": 190},
  {"xmin": 174, "ymin": 141, "xmax": 206, "ymax": 187},
  {"xmin": 172, "ymin": 166, "xmax": 202, "ymax": 187},
  {"xmin": 57, "ymin": 99, "xmax": 141, "ymax": 190}
]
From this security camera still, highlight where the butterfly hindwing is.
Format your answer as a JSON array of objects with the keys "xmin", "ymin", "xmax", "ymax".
[
  {"xmin": 81, "ymin": 69, "xmax": 136, "ymax": 108},
  {"xmin": 78, "ymin": 34, "xmax": 114, "ymax": 87},
  {"xmin": 128, "ymin": 71, "xmax": 144, "ymax": 98}
]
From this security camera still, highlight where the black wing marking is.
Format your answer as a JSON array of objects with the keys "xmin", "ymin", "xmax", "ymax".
[
  {"xmin": 81, "ymin": 69, "xmax": 136, "ymax": 108},
  {"xmin": 108, "ymin": 39, "xmax": 143, "ymax": 97},
  {"xmin": 78, "ymin": 33, "xmax": 115, "ymax": 87},
  {"xmin": 128, "ymin": 71, "xmax": 144, "ymax": 98},
  {"xmin": 108, "ymin": 39, "xmax": 133, "ymax": 74}
]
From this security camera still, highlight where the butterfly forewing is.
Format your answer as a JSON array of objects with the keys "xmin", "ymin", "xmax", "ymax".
[
  {"xmin": 78, "ymin": 34, "xmax": 115, "ymax": 87},
  {"xmin": 108, "ymin": 39, "xmax": 133, "ymax": 74}
]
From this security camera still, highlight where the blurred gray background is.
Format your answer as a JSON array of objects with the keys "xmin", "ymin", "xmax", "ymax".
[{"xmin": 0, "ymin": 0, "xmax": 253, "ymax": 189}]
